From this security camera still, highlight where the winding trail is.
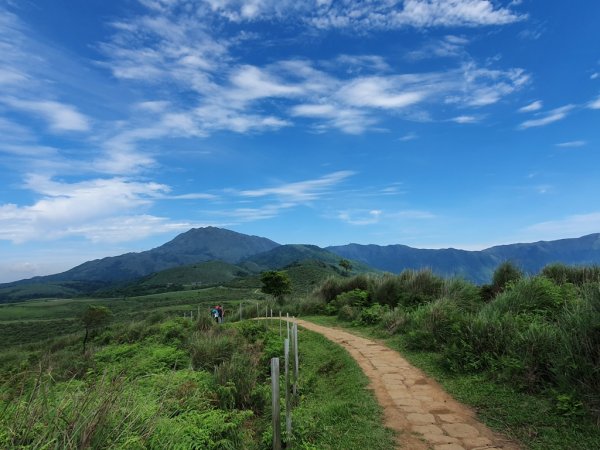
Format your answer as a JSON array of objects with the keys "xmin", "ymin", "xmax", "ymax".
[{"xmin": 293, "ymin": 319, "xmax": 520, "ymax": 450}]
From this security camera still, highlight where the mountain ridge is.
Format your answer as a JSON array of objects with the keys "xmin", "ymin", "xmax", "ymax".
[
  {"xmin": 2, "ymin": 229, "xmax": 600, "ymax": 302},
  {"xmin": 327, "ymin": 233, "xmax": 600, "ymax": 283}
]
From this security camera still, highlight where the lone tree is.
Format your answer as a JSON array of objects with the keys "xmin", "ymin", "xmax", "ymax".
[
  {"xmin": 81, "ymin": 305, "xmax": 112, "ymax": 353},
  {"xmin": 260, "ymin": 270, "xmax": 291, "ymax": 304},
  {"xmin": 339, "ymin": 258, "xmax": 353, "ymax": 275}
]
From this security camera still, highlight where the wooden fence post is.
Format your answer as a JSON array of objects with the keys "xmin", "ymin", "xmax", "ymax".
[
  {"xmin": 271, "ymin": 358, "xmax": 281, "ymax": 450},
  {"xmin": 284, "ymin": 338, "xmax": 292, "ymax": 439},
  {"xmin": 279, "ymin": 311, "xmax": 282, "ymax": 337},
  {"xmin": 293, "ymin": 322, "xmax": 299, "ymax": 396}
]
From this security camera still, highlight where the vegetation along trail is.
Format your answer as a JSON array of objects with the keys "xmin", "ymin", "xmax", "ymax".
[{"xmin": 293, "ymin": 318, "xmax": 520, "ymax": 450}]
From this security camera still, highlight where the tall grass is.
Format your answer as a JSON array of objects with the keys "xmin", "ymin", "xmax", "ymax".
[{"xmin": 316, "ymin": 263, "xmax": 600, "ymax": 419}]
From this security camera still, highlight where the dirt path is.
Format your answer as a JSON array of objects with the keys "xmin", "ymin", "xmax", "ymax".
[{"xmin": 293, "ymin": 319, "xmax": 520, "ymax": 450}]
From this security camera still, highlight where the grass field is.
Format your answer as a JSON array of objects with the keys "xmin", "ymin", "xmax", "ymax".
[{"xmin": 0, "ymin": 311, "xmax": 395, "ymax": 449}]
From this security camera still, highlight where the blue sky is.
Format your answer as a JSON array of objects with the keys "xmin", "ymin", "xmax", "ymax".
[{"xmin": 1, "ymin": 0, "xmax": 599, "ymax": 282}]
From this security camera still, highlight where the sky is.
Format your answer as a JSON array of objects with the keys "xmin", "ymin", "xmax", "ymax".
[{"xmin": 0, "ymin": 0, "xmax": 599, "ymax": 283}]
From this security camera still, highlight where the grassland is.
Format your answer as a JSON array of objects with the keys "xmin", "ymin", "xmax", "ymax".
[{"xmin": 0, "ymin": 311, "xmax": 394, "ymax": 449}]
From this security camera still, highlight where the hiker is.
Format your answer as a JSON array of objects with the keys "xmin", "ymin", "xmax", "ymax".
[
  {"xmin": 210, "ymin": 306, "xmax": 219, "ymax": 323},
  {"xmin": 216, "ymin": 304, "xmax": 224, "ymax": 323}
]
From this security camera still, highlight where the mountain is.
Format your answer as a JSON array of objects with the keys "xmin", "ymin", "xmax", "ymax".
[
  {"xmin": 3, "ymin": 228, "xmax": 600, "ymax": 303},
  {"xmin": 240, "ymin": 244, "xmax": 371, "ymax": 273},
  {"xmin": 327, "ymin": 233, "xmax": 600, "ymax": 283},
  {"xmin": 2, "ymin": 227, "xmax": 278, "ymax": 288}
]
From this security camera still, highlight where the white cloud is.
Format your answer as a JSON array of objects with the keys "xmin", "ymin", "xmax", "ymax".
[
  {"xmin": 518, "ymin": 100, "xmax": 542, "ymax": 113},
  {"xmin": 0, "ymin": 175, "xmax": 208, "ymax": 243},
  {"xmin": 525, "ymin": 212, "xmax": 600, "ymax": 240},
  {"xmin": 195, "ymin": 0, "xmax": 526, "ymax": 28},
  {"xmin": 519, "ymin": 105, "xmax": 574, "ymax": 129},
  {"xmin": 95, "ymin": 2, "xmax": 530, "ymax": 137},
  {"xmin": 398, "ymin": 132, "xmax": 418, "ymax": 141},
  {"xmin": 338, "ymin": 208, "xmax": 435, "ymax": 225},
  {"xmin": 2, "ymin": 98, "xmax": 90, "ymax": 132},
  {"xmin": 240, "ymin": 171, "xmax": 355, "ymax": 202},
  {"xmin": 591, "ymin": 72, "xmax": 599, "ymax": 80},
  {"xmin": 556, "ymin": 140, "xmax": 586, "ymax": 148},
  {"xmin": 209, "ymin": 203, "xmax": 294, "ymax": 222},
  {"xmin": 588, "ymin": 95, "xmax": 600, "ymax": 109},
  {"xmin": 451, "ymin": 115, "xmax": 478, "ymax": 123},
  {"xmin": 407, "ymin": 34, "xmax": 469, "ymax": 60},
  {"xmin": 338, "ymin": 77, "xmax": 425, "ymax": 109},
  {"xmin": 338, "ymin": 209, "xmax": 383, "ymax": 225}
]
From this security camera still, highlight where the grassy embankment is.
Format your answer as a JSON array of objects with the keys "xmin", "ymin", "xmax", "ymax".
[{"xmin": 0, "ymin": 308, "xmax": 394, "ymax": 449}]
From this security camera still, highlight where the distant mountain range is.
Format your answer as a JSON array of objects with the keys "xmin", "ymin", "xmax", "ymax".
[
  {"xmin": 328, "ymin": 233, "xmax": 600, "ymax": 283},
  {"xmin": 1, "ymin": 227, "xmax": 600, "ymax": 302}
]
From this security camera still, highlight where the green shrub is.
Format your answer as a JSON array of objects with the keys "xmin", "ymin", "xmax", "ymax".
[
  {"xmin": 358, "ymin": 303, "xmax": 389, "ymax": 325},
  {"xmin": 442, "ymin": 278, "xmax": 483, "ymax": 313},
  {"xmin": 371, "ymin": 274, "xmax": 404, "ymax": 307},
  {"xmin": 316, "ymin": 274, "xmax": 372, "ymax": 302},
  {"xmin": 396, "ymin": 269, "xmax": 444, "ymax": 308},
  {"xmin": 404, "ymin": 299, "xmax": 463, "ymax": 351},
  {"xmin": 337, "ymin": 305, "xmax": 359, "ymax": 322},
  {"xmin": 332, "ymin": 289, "xmax": 369, "ymax": 310},
  {"xmin": 214, "ymin": 352, "xmax": 259, "ymax": 410},
  {"xmin": 189, "ymin": 329, "xmax": 240, "ymax": 370},
  {"xmin": 491, "ymin": 276, "xmax": 567, "ymax": 318},
  {"xmin": 492, "ymin": 261, "xmax": 523, "ymax": 292},
  {"xmin": 542, "ymin": 263, "xmax": 600, "ymax": 286},
  {"xmin": 380, "ymin": 307, "xmax": 411, "ymax": 334}
]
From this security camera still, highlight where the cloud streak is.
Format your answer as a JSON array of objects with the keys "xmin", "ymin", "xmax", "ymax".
[{"xmin": 519, "ymin": 105, "xmax": 574, "ymax": 129}]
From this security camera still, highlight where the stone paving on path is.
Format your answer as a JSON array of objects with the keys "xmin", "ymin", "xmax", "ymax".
[{"xmin": 293, "ymin": 319, "xmax": 521, "ymax": 450}]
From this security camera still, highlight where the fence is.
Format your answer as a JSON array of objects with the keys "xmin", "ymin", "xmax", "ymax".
[{"xmin": 270, "ymin": 316, "xmax": 298, "ymax": 449}]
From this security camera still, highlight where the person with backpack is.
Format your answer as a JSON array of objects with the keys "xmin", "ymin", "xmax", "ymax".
[
  {"xmin": 210, "ymin": 306, "xmax": 219, "ymax": 323},
  {"xmin": 216, "ymin": 304, "xmax": 224, "ymax": 323}
]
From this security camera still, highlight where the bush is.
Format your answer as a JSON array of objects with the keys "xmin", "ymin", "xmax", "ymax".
[
  {"xmin": 490, "ymin": 276, "xmax": 568, "ymax": 319},
  {"xmin": 404, "ymin": 299, "xmax": 463, "ymax": 351},
  {"xmin": 358, "ymin": 303, "xmax": 389, "ymax": 325},
  {"xmin": 214, "ymin": 352, "xmax": 259, "ymax": 410},
  {"xmin": 331, "ymin": 289, "xmax": 369, "ymax": 310},
  {"xmin": 371, "ymin": 274, "xmax": 404, "ymax": 307},
  {"xmin": 542, "ymin": 263, "xmax": 600, "ymax": 286},
  {"xmin": 380, "ymin": 308, "xmax": 411, "ymax": 335},
  {"xmin": 442, "ymin": 278, "xmax": 483, "ymax": 313},
  {"xmin": 492, "ymin": 261, "xmax": 523, "ymax": 292},
  {"xmin": 396, "ymin": 269, "xmax": 444, "ymax": 308},
  {"xmin": 189, "ymin": 329, "xmax": 240, "ymax": 370},
  {"xmin": 337, "ymin": 305, "xmax": 359, "ymax": 322},
  {"xmin": 316, "ymin": 275, "xmax": 372, "ymax": 302}
]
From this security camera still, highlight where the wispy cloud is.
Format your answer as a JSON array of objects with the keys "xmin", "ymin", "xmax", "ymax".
[
  {"xmin": 588, "ymin": 95, "xmax": 600, "ymax": 109},
  {"xmin": 556, "ymin": 140, "xmax": 586, "ymax": 148},
  {"xmin": 407, "ymin": 35, "xmax": 469, "ymax": 60},
  {"xmin": 338, "ymin": 209, "xmax": 383, "ymax": 226},
  {"xmin": 519, "ymin": 105, "xmax": 574, "ymax": 129},
  {"xmin": 451, "ymin": 115, "xmax": 479, "ymax": 124},
  {"xmin": 525, "ymin": 212, "xmax": 600, "ymax": 240},
  {"xmin": 518, "ymin": 100, "xmax": 542, "ymax": 113},
  {"xmin": 338, "ymin": 208, "xmax": 435, "ymax": 225},
  {"xmin": 2, "ymin": 97, "xmax": 90, "ymax": 132},
  {"xmin": 96, "ymin": 2, "xmax": 529, "ymax": 137},
  {"xmin": 240, "ymin": 171, "xmax": 355, "ymax": 202},
  {"xmin": 398, "ymin": 132, "xmax": 418, "ymax": 141}
]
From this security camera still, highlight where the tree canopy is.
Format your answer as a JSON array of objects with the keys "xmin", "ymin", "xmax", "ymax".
[
  {"xmin": 260, "ymin": 271, "xmax": 291, "ymax": 304},
  {"xmin": 81, "ymin": 305, "xmax": 112, "ymax": 353}
]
